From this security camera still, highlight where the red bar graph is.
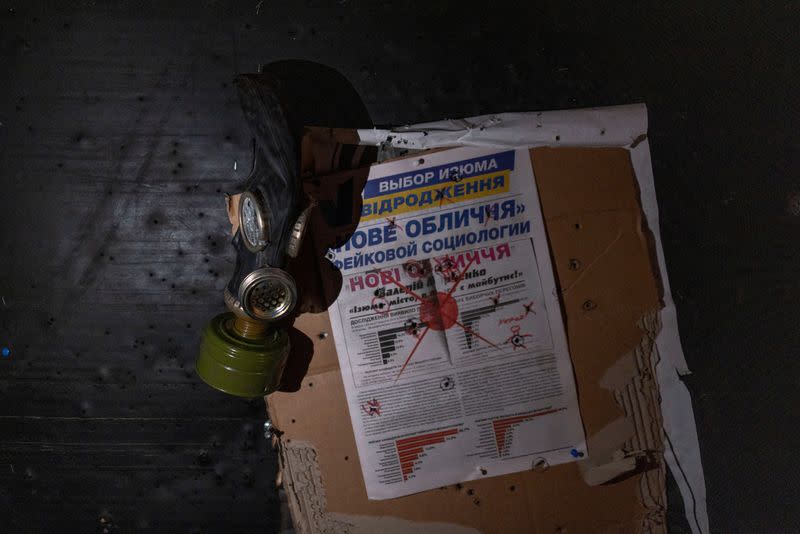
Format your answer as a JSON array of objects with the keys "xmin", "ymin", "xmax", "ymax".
[
  {"xmin": 396, "ymin": 428, "xmax": 459, "ymax": 481},
  {"xmin": 492, "ymin": 409, "xmax": 560, "ymax": 454}
]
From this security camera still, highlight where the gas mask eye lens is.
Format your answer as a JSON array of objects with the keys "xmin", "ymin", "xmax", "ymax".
[{"xmin": 239, "ymin": 191, "xmax": 269, "ymax": 252}]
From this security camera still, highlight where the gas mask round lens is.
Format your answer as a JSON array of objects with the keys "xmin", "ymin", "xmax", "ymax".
[{"xmin": 239, "ymin": 267, "xmax": 297, "ymax": 321}]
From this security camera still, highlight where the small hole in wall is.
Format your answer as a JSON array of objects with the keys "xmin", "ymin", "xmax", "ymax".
[
  {"xmin": 574, "ymin": 222, "xmax": 581, "ymax": 230},
  {"xmin": 509, "ymin": 485, "xmax": 516, "ymax": 492},
  {"xmin": 291, "ymin": 419, "xmax": 296, "ymax": 423},
  {"xmin": 533, "ymin": 457, "xmax": 549, "ymax": 472},
  {"xmin": 344, "ymin": 456, "xmax": 349, "ymax": 461},
  {"xmin": 555, "ymin": 135, "xmax": 561, "ymax": 141},
  {"xmin": 308, "ymin": 382, "xmax": 313, "ymax": 387}
]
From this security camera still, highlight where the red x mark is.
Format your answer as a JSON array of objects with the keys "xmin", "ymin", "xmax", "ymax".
[
  {"xmin": 384, "ymin": 217, "xmax": 406, "ymax": 235},
  {"xmin": 382, "ymin": 254, "xmax": 500, "ymax": 381}
]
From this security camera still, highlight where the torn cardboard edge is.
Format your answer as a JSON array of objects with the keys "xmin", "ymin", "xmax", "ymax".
[
  {"xmin": 348, "ymin": 104, "xmax": 707, "ymax": 534},
  {"xmin": 592, "ymin": 311, "xmax": 666, "ymax": 532},
  {"xmin": 583, "ymin": 310, "xmax": 662, "ymax": 489}
]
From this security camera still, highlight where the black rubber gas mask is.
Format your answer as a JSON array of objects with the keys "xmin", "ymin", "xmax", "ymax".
[
  {"xmin": 195, "ymin": 74, "xmax": 306, "ymax": 398},
  {"xmin": 195, "ymin": 61, "xmax": 374, "ymax": 398}
]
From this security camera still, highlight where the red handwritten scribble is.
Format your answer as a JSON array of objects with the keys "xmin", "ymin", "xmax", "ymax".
[
  {"xmin": 403, "ymin": 259, "xmax": 429, "ymax": 279},
  {"xmin": 383, "ymin": 252, "xmax": 505, "ymax": 382},
  {"xmin": 498, "ymin": 301, "xmax": 536, "ymax": 325},
  {"xmin": 361, "ymin": 399, "xmax": 382, "ymax": 416},
  {"xmin": 523, "ymin": 301, "xmax": 535, "ymax": 315},
  {"xmin": 381, "ymin": 271, "xmax": 425, "ymax": 305},
  {"xmin": 385, "ymin": 217, "xmax": 405, "ymax": 235},
  {"xmin": 433, "ymin": 255, "xmax": 457, "ymax": 283},
  {"xmin": 505, "ymin": 325, "xmax": 533, "ymax": 350},
  {"xmin": 435, "ymin": 185, "xmax": 459, "ymax": 208}
]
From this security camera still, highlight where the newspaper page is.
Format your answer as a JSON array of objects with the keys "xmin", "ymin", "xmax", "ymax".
[{"xmin": 327, "ymin": 147, "xmax": 586, "ymax": 499}]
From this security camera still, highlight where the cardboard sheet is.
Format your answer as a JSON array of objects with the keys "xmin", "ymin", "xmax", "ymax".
[
  {"xmin": 268, "ymin": 135, "xmax": 672, "ymax": 532},
  {"xmin": 352, "ymin": 105, "xmax": 708, "ymax": 533}
]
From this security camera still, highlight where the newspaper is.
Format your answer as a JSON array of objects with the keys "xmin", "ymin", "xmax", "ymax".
[{"xmin": 327, "ymin": 147, "xmax": 586, "ymax": 499}]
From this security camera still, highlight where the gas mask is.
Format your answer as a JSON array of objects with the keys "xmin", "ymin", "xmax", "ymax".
[
  {"xmin": 195, "ymin": 73, "xmax": 308, "ymax": 398},
  {"xmin": 195, "ymin": 61, "xmax": 374, "ymax": 398}
]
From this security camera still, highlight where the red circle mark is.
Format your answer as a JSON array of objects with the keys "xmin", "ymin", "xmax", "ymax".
[
  {"xmin": 419, "ymin": 292, "xmax": 459, "ymax": 331},
  {"xmin": 371, "ymin": 296, "xmax": 391, "ymax": 316},
  {"xmin": 403, "ymin": 260, "xmax": 428, "ymax": 279}
]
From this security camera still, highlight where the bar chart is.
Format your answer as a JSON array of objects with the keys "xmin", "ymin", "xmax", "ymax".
[
  {"xmin": 395, "ymin": 428, "xmax": 459, "ymax": 481},
  {"xmin": 492, "ymin": 409, "xmax": 559, "ymax": 455}
]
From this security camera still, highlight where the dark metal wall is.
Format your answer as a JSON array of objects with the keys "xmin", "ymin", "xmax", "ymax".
[{"xmin": 0, "ymin": 1, "xmax": 797, "ymax": 532}]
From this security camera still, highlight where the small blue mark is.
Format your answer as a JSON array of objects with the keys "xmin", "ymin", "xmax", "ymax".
[
  {"xmin": 1, "ymin": 347, "xmax": 10, "ymax": 358},
  {"xmin": 570, "ymin": 448, "xmax": 584, "ymax": 458}
]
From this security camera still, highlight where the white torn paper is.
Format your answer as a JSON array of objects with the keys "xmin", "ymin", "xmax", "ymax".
[{"xmin": 327, "ymin": 147, "xmax": 586, "ymax": 499}]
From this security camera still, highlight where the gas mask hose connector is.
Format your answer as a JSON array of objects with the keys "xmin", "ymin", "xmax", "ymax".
[{"xmin": 233, "ymin": 316, "xmax": 268, "ymax": 339}]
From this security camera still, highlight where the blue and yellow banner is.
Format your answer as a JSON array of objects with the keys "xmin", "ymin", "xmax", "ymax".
[{"xmin": 361, "ymin": 150, "xmax": 515, "ymax": 221}]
